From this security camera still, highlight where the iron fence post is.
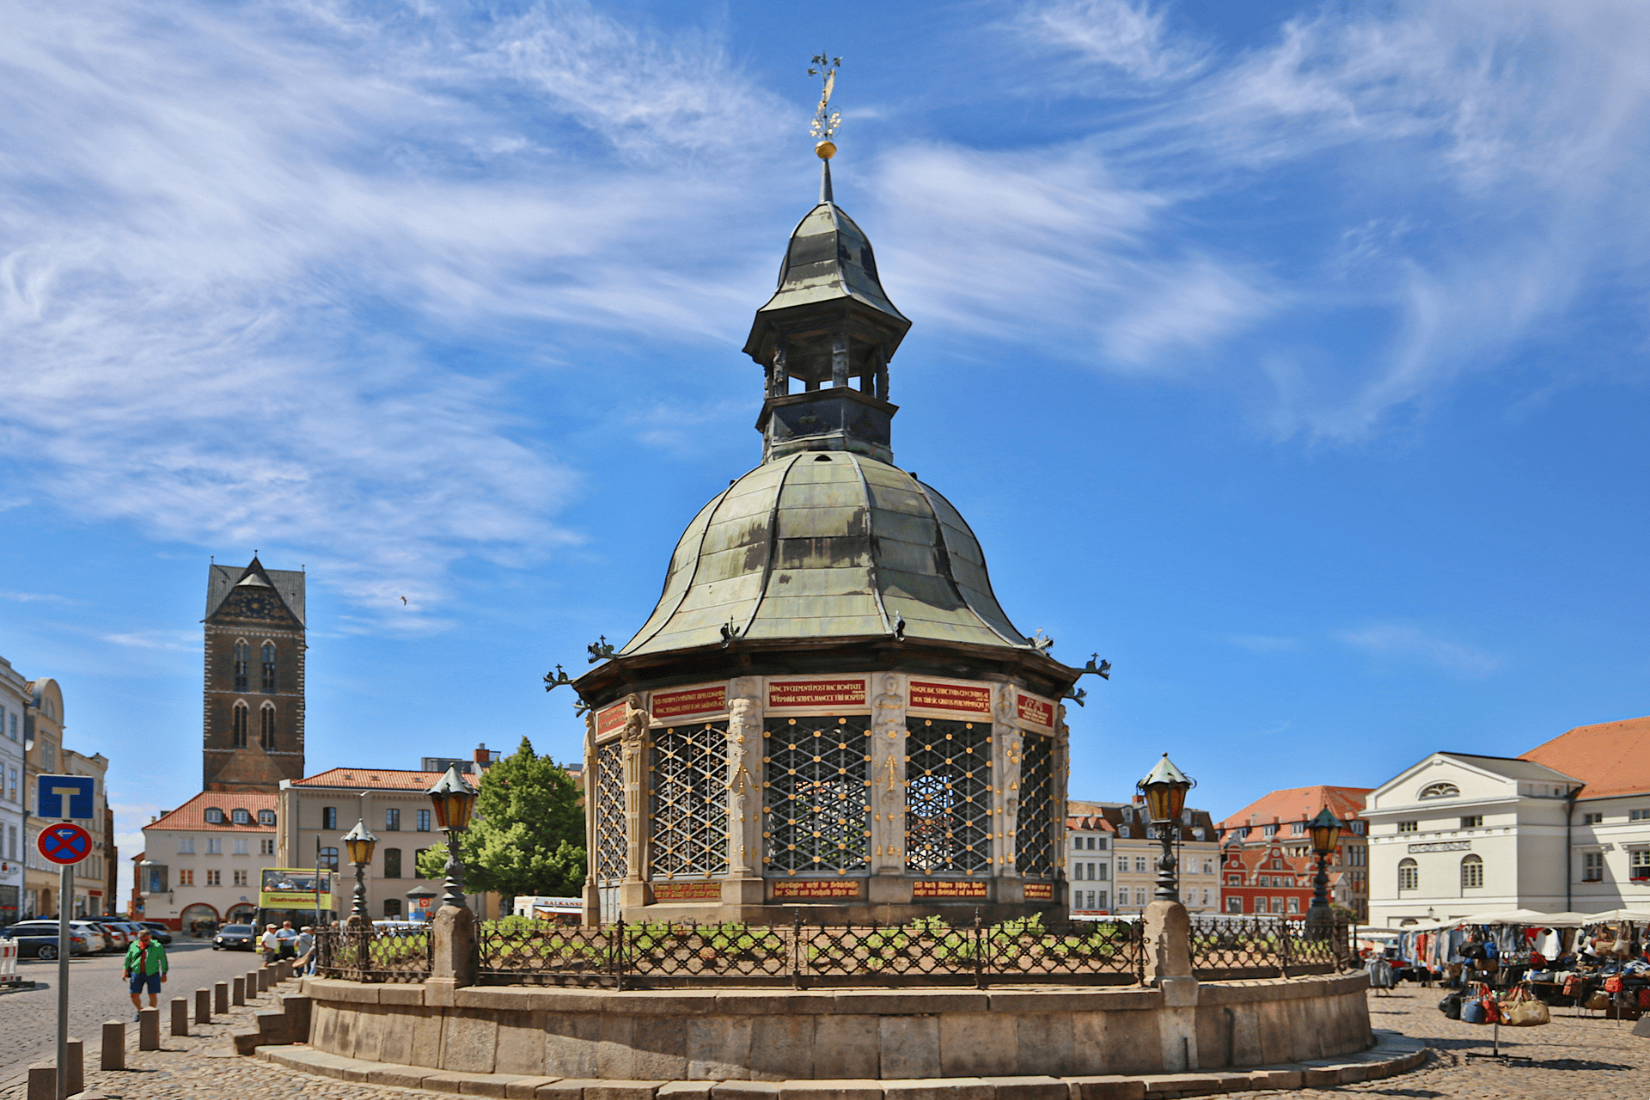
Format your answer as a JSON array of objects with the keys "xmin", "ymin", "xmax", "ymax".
[
  {"xmin": 615, "ymin": 920, "xmax": 626, "ymax": 992},
  {"xmin": 1278, "ymin": 918, "xmax": 1290, "ymax": 976},
  {"xmin": 973, "ymin": 911, "xmax": 985, "ymax": 989}
]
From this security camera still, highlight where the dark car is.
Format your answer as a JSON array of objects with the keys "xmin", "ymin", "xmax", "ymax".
[
  {"xmin": 213, "ymin": 923, "xmax": 256, "ymax": 951},
  {"xmin": 135, "ymin": 921, "xmax": 173, "ymax": 944},
  {"xmin": 1, "ymin": 921, "xmax": 93, "ymax": 959}
]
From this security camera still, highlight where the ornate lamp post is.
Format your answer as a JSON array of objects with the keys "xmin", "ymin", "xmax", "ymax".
[
  {"xmin": 342, "ymin": 819, "xmax": 378, "ymax": 928},
  {"xmin": 1306, "ymin": 807, "xmax": 1344, "ymax": 916},
  {"xmin": 1137, "ymin": 754, "xmax": 1194, "ymax": 903},
  {"xmin": 426, "ymin": 765, "xmax": 479, "ymax": 910}
]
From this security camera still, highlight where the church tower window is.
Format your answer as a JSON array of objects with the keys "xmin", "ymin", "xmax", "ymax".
[
  {"xmin": 233, "ymin": 641, "xmax": 249, "ymax": 692},
  {"xmin": 232, "ymin": 703, "xmax": 248, "ymax": 748},
  {"xmin": 261, "ymin": 642, "xmax": 276, "ymax": 693},
  {"xmin": 259, "ymin": 704, "xmax": 276, "ymax": 749}
]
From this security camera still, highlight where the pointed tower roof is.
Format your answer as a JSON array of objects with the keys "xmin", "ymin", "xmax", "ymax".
[{"xmin": 205, "ymin": 556, "xmax": 306, "ymax": 624}]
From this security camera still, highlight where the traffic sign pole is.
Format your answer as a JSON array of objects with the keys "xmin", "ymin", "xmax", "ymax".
[{"xmin": 57, "ymin": 863, "xmax": 69, "ymax": 1100}]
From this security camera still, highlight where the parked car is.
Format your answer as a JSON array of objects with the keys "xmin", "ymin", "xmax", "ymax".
[
  {"xmin": 70, "ymin": 922, "xmax": 110, "ymax": 953},
  {"xmin": 135, "ymin": 921, "xmax": 173, "ymax": 944},
  {"xmin": 84, "ymin": 918, "xmax": 130, "ymax": 951},
  {"xmin": 0, "ymin": 921, "xmax": 93, "ymax": 959},
  {"xmin": 213, "ymin": 923, "xmax": 256, "ymax": 951}
]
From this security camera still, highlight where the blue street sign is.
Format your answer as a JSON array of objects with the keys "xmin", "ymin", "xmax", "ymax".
[{"xmin": 35, "ymin": 774, "xmax": 94, "ymax": 821}]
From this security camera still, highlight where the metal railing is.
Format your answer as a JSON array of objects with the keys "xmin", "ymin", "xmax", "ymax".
[
  {"xmin": 476, "ymin": 915, "xmax": 1146, "ymax": 989},
  {"xmin": 1188, "ymin": 913, "xmax": 1349, "ymax": 979},
  {"xmin": 314, "ymin": 924, "xmax": 433, "ymax": 983}
]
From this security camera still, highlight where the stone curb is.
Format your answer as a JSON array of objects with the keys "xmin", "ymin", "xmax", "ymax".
[{"xmin": 257, "ymin": 1030, "xmax": 1427, "ymax": 1100}]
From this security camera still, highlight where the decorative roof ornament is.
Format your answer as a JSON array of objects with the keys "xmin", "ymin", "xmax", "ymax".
[{"xmin": 807, "ymin": 53, "xmax": 843, "ymax": 158}]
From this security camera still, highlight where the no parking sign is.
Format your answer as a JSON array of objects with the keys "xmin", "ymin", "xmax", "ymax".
[{"xmin": 37, "ymin": 822, "xmax": 91, "ymax": 866}]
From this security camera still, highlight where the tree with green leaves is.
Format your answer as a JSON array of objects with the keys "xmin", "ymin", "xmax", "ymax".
[{"xmin": 416, "ymin": 737, "xmax": 586, "ymax": 900}]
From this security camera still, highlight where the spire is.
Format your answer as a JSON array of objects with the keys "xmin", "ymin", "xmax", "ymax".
[{"xmin": 744, "ymin": 57, "xmax": 911, "ymax": 464}]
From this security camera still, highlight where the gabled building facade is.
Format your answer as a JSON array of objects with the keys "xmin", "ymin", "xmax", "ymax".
[
  {"xmin": 1217, "ymin": 785, "xmax": 1371, "ymax": 920},
  {"xmin": 1070, "ymin": 799, "xmax": 1220, "ymax": 916},
  {"xmin": 138, "ymin": 791, "xmax": 278, "ymax": 930},
  {"xmin": 1066, "ymin": 813, "xmax": 1115, "ymax": 915}
]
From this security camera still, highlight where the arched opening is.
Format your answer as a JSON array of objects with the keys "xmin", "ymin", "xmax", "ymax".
[
  {"xmin": 180, "ymin": 901, "xmax": 219, "ymax": 935},
  {"xmin": 232, "ymin": 702, "xmax": 249, "ymax": 748},
  {"xmin": 1398, "ymin": 858, "xmax": 1418, "ymax": 891},
  {"xmin": 233, "ymin": 640, "xmax": 249, "ymax": 691},
  {"xmin": 259, "ymin": 703, "xmax": 276, "ymax": 749},
  {"xmin": 261, "ymin": 641, "xmax": 276, "ymax": 693},
  {"xmin": 1461, "ymin": 854, "xmax": 1483, "ymax": 890}
]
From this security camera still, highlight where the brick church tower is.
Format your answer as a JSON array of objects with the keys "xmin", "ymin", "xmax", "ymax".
[{"xmin": 202, "ymin": 557, "xmax": 306, "ymax": 792}]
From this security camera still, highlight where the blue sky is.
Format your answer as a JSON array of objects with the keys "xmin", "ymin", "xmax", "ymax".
[{"xmin": 2, "ymin": 0, "xmax": 1647, "ymax": 904}]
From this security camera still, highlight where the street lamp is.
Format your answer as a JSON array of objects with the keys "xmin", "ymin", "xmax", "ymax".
[
  {"xmin": 342, "ymin": 819, "xmax": 378, "ymax": 927},
  {"xmin": 426, "ymin": 765, "xmax": 479, "ymax": 910},
  {"xmin": 1306, "ymin": 807, "xmax": 1343, "ymax": 916},
  {"xmin": 1137, "ymin": 754, "xmax": 1194, "ymax": 903}
]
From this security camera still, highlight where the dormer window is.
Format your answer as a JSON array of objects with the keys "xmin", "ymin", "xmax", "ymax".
[
  {"xmin": 204, "ymin": 807, "xmax": 226, "ymax": 824},
  {"xmin": 258, "ymin": 809, "xmax": 276, "ymax": 826},
  {"xmin": 1419, "ymin": 782, "xmax": 1459, "ymax": 799},
  {"xmin": 1262, "ymin": 824, "xmax": 1277, "ymax": 837},
  {"xmin": 232, "ymin": 808, "xmax": 251, "ymax": 825}
]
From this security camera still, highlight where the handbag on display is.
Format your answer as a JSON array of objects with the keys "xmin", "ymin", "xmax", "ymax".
[
  {"xmin": 1460, "ymin": 999, "xmax": 1487, "ymax": 1024},
  {"xmin": 1482, "ymin": 994, "xmax": 1501, "ymax": 1025},
  {"xmin": 1586, "ymin": 990, "xmax": 1612, "ymax": 1011},
  {"xmin": 1439, "ymin": 993, "xmax": 1462, "ymax": 1019},
  {"xmin": 1500, "ymin": 985, "xmax": 1551, "ymax": 1027},
  {"xmin": 1638, "ymin": 988, "xmax": 1650, "ymax": 1009},
  {"xmin": 1563, "ymin": 974, "xmax": 1583, "ymax": 997},
  {"xmin": 1606, "ymin": 976, "xmax": 1624, "ymax": 993}
]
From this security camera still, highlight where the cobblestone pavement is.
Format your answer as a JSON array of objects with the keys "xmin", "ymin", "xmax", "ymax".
[
  {"xmin": 0, "ymin": 941, "xmax": 263, "ymax": 1088},
  {"xmin": 1230, "ymin": 985, "xmax": 1650, "ymax": 1099},
  {"xmin": 5, "ymin": 981, "xmax": 1650, "ymax": 1100}
]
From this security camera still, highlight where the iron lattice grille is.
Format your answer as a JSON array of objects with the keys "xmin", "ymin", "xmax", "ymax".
[
  {"xmin": 763, "ymin": 715, "xmax": 872, "ymax": 875},
  {"xmin": 1016, "ymin": 732, "xmax": 1054, "ymax": 878},
  {"xmin": 650, "ymin": 724, "xmax": 730, "ymax": 878},
  {"xmin": 905, "ymin": 719, "xmax": 992, "ymax": 875},
  {"xmin": 595, "ymin": 739, "xmax": 626, "ymax": 883}
]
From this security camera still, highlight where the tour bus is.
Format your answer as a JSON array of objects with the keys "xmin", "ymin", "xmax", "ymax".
[{"xmin": 256, "ymin": 867, "xmax": 338, "ymax": 930}]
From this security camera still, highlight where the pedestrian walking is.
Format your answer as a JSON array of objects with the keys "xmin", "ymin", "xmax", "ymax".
[
  {"xmin": 123, "ymin": 928, "xmax": 168, "ymax": 1020},
  {"xmin": 295, "ymin": 925, "xmax": 316, "ymax": 975}
]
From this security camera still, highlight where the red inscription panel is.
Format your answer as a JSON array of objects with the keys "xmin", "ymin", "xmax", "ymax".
[
  {"xmin": 595, "ymin": 702, "xmax": 627, "ymax": 737},
  {"xmin": 908, "ymin": 680, "xmax": 993, "ymax": 715},
  {"xmin": 768, "ymin": 678, "xmax": 867, "ymax": 709},
  {"xmin": 652, "ymin": 684, "xmax": 727, "ymax": 720},
  {"xmin": 912, "ymin": 879, "xmax": 989, "ymax": 899},
  {"xmin": 652, "ymin": 881, "xmax": 721, "ymax": 901},
  {"xmin": 1022, "ymin": 882, "xmax": 1053, "ymax": 901},
  {"xmin": 771, "ymin": 880, "xmax": 864, "ymax": 900},
  {"xmin": 1016, "ymin": 693, "xmax": 1055, "ymax": 730}
]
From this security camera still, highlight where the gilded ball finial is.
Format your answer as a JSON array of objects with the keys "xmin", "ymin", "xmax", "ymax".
[{"xmin": 815, "ymin": 140, "xmax": 836, "ymax": 160}]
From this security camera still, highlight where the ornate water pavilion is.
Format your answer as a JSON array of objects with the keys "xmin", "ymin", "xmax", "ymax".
[{"xmin": 572, "ymin": 132, "xmax": 1096, "ymax": 926}]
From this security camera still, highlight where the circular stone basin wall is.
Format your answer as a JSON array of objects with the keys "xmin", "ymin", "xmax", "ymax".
[{"xmin": 300, "ymin": 974, "xmax": 1372, "ymax": 1080}]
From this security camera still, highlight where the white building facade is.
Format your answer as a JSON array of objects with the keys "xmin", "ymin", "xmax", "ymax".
[
  {"xmin": 1066, "ymin": 814, "xmax": 1114, "ymax": 915},
  {"xmin": 139, "ymin": 791, "xmax": 278, "ymax": 930},
  {"xmin": 0, "ymin": 658, "xmax": 27, "ymax": 923}
]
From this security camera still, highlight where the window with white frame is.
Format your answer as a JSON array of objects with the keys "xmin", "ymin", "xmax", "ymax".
[
  {"xmin": 206, "ymin": 837, "xmax": 222, "ymax": 855},
  {"xmin": 1134, "ymin": 887, "xmax": 1147, "ymax": 906},
  {"xmin": 1461, "ymin": 815, "xmax": 1484, "ymax": 828},
  {"xmin": 1631, "ymin": 850, "xmax": 1650, "ymax": 879},
  {"xmin": 1631, "ymin": 809, "xmax": 1650, "ymax": 822},
  {"xmin": 1287, "ymin": 897, "xmax": 1300, "ymax": 913},
  {"xmin": 1094, "ymin": 862, "xmax": 1107, "ymax": 881},
  {"xmin": 1135, "ymin": 857, "xmax": 1147, "ymax": 873},
  {"xmin": 1584, "ymin": 852, "xmax": 1605, "ymax": 882},
  {"xmin": 233, "ymin": 839, "xmax": 249, "ymax": 855},
  {"xmin": 1074, "ymin": 862, "xmax": 1085, "ymax": 880},
  {"xmin": 1461, "ymin": 854, "xmax": 1483, "ymax": 889},
  {"xmin": 204, "ymin": 807, "xmax": 225, "ymax": 824},
  {"xmin": 206, "ymin": 870, "xmax": 220, "ymax": 886},
  {"xmin": 1583, "ymin": 812, "xmax": 1604, "ymax": 825},
  {"xmin": 1398, "ymin": 821, "xmax": 1418, "ymax": 833},
  {"xmin": 1398, "ymin": 858, "xmax": 1418, "ymax": 890},
  {"xmin": 1226, "ymin": 896, "xmax": 1242, "ymax": 913},
  {"xmin": 260, "ymin": 838, "xmax": 275, "ymax": 856},
  {"xmin": 178, "ymin": 837, "xmax": 195, "ymax": 854}
]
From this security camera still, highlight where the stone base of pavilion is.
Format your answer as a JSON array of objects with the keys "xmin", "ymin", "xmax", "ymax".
[
  {"xmin": 280, "ymin": 971, "xmax": 1388, "ymax": 1087},
  {"xmin": 256, "ymin": 1026, "xmax": 1425, "ymax": 1099}
]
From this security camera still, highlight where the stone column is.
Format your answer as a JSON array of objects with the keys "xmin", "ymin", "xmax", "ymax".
[
  {"xmin": 619, "ymin": 694, "xmax": 651, "ymax": 913},
  {"xmin": 1142, "ymin": 898, "xmax": 1199, "ymax": 1070},
  {"xmin": 581, "ymin": 711, "xmax": 601, "ymax": 924},
  {"xmin": 426, "ymin": 901, "xmax": 478, "ymax": 1006},
  {"xmin": 992, "ymin": 685, "xmax": 1022, "ymax": 900},
  {"xmin": 771, "ymin": 344, "xmax": 789, "ymax": 398},
  {"xmin": 867, "ymin": 674, "xmax": 907, "ymax": 904},
  {"xmin": 724, "ymin": 678, "xmax": 766, "ymax": 908}
]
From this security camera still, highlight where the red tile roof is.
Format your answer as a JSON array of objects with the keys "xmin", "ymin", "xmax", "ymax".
[
  {"xmin": 291, "ymin": 768, "xmax": 448, "ymax": 790},
  {"xmin": 148, "ymin": 791, "xmax": 276, "ymax": 832},
  {"xmin": 1065, "ymin": 815, "xmax": 1117, "ymax": 832},
  {"xmin": 1520, "ymin": 715, "xmax": 1650, "ymax": 800},
  {"xmin": 1217, "ymin": 785, "xmax": 1371, "ymax": 833}
]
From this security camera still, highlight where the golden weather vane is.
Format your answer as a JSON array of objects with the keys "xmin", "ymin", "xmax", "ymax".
[{"xmin": 808, "ymin": 53, "xmax": 843, "ymax": 159}]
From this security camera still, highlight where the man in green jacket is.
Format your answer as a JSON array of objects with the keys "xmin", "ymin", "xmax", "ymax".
[{"xmin": 124, "ymin": 927, "xmax": 168, "ymax": 1020}]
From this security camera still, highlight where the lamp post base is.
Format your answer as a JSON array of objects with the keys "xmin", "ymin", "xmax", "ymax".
[{"xmin": 431, "ymin": 903, "xmax": 477, "ymax": 988}]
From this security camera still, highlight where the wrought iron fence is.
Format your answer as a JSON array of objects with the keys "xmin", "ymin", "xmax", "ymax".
[
  {"xmin": 477, "ymin": 915, "xmax": 1145, "ymax": 989},
  {"xmin": 1188, "ymin": 913, "xmax": 1349, "ymax": 978},
  {"xmin": 314, "ymin": 923, "xmax": 433, "ymax": 983}
]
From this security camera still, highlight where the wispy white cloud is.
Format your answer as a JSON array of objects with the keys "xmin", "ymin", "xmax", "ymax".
[
  {"xmin": 1338, "ymin": 624, "xmax": 1501, "ymax": 678},
  {"xmin": 1010, "ymin": 0, "xmax": 1208, "ymax": 87}
]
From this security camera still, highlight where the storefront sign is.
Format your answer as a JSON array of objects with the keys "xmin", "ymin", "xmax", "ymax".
[
  {"xmin": 652, "ymin": 881, "xmax": 721, "ymax": 901},
  {"xmin": 913, "ymin": 879, "xmax": 989, "ymax": 899},
  {"xmin": 595, "ymin": 702, "xmax": 627, "ymax": 737},
  {"xmin": 909, "ymin": 680, "xmax": 993, "ymax": 715},
  {"xmin": 652, "ymin": 684, "xmax": 728, "ymax": 720},
  {"xmin": 1022, "ymin": 882, "xmax": 1053, "ymax": 900},
  {"xmin": 1016, "ymin": 693, "xmax": 1055, "ymax": 730},
  {"xmin": 1408, "ymin": 841, "xmax": 1470, "ymax": 853},
  {"xmin": 771, "ymin": 880, "xmax": 864, "ymax": 900},
  {"xmin": 768, "ymin": 678, "xmax": 866, "ymax": 709}
]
